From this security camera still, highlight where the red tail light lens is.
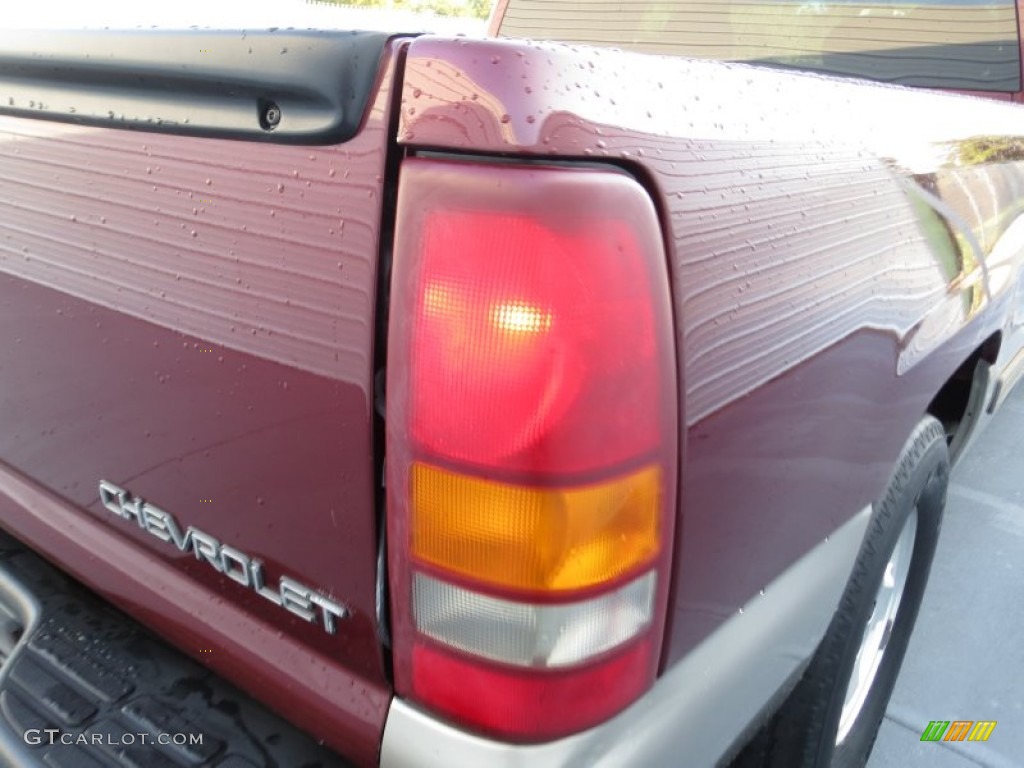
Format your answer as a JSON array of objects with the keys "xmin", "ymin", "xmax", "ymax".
[
  {"xmin": 411, "ymin": 207, "xmax": 663, "ymax": 474},
  {"xmin": 387, "ymin": 158, "xmax": 677, "ymax": 742}
]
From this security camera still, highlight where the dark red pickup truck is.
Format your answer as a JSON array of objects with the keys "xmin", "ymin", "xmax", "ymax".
[{"xmin": 0, "ymin": 2, "xmax": 1023, "ymax": 767}]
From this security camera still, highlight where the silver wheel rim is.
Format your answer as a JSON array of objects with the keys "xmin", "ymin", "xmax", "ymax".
[{"xmin": 835, "ymin": 508, "xmax": 918, "ymax": 746}]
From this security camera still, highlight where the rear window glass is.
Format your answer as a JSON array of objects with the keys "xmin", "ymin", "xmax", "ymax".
[{"xmin": 496, "ymin": 1, "xmax": 1022, "ymax": 92}]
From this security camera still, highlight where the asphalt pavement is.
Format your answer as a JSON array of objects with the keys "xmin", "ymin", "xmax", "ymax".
[{"xmin": 868, "ymin": 382, "xmax": 1024, "ymax": 768}]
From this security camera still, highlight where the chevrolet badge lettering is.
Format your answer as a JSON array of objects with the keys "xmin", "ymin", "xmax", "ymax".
[{"xmin": 98, "ymin": 480, "xmax": 348, "ymax": 635}]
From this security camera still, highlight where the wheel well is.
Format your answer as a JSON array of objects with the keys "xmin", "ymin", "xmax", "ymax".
[{"xmin": 926, "ymin": 332, "xmax": 1001, "ymax": 454}]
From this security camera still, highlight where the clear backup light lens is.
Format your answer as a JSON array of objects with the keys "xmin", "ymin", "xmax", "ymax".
[
  {"xmin": 413, "ymin": 571, "xmax": 656, "ymax": 668},
  {"xmin": 387, "ymin": 158, "xmax": 678, "ymax": 742}
]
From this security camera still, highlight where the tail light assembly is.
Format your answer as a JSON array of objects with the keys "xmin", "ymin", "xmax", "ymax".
[{"xmin": 386, "ymin": 158, "xmax": 678, "ymax": 742}]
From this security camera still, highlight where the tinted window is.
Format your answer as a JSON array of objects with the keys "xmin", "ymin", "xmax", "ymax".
[{"xmin": 497, "ymin": 1, "xmax": 1021, "ymax": 92}]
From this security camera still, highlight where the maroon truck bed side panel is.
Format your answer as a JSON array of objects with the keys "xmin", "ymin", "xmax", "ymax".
[
  {"xmin": 396, "ymin": 35, "xmax": 1024, "ymax": 665},
  {"xmin": 0, "ymin": 38, "xmax": 406, "ymax": 768}
]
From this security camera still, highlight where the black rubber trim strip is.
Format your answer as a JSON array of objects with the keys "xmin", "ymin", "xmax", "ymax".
[
  {"xmin": 0, "ymin": 532, "xmax": 351, "ymax": 767},
  {"xmin": 0, "ymin": 29, "xmax": 391, "ymax": 145}
]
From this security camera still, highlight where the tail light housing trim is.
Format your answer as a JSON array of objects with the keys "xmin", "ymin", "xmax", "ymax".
[{"xmin": 387, "ymin": 157, "xmax": 678, "ymax": 742}]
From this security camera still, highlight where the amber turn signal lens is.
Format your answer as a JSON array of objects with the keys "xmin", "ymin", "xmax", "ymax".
[{"xmin": 410, "ymin": 462, "xmax": 661, "ymax": 592}]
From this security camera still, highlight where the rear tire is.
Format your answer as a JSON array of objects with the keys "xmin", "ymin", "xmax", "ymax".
[{"xmin": 743, "ymin": 415, "xmax": 950, "ymax": 768}]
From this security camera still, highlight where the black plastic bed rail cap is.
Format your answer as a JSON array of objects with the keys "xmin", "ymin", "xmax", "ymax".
[{"xmin": 0, "ymin": 28, "xmax": 392, "ymax": 145}]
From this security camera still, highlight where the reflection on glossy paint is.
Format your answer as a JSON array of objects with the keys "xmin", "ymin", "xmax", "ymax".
[{"xmin": 897, "ymin": 135, "xmax": 1024, "ymax": 370}]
